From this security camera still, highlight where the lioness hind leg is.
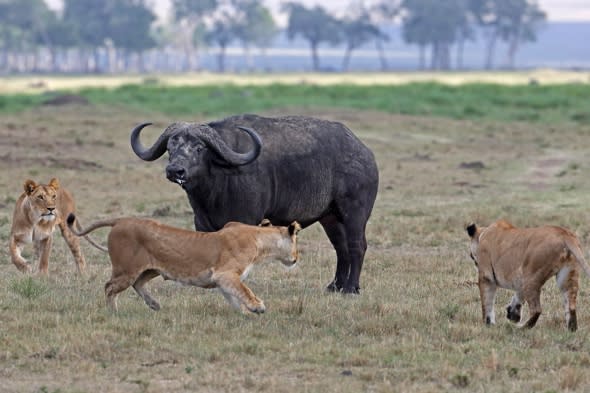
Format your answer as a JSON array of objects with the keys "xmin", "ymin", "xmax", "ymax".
[
  {"xmin": 105, "ymin": 276, "xmax": 133, "ymax": 312},
  {"xmin": 58, "ymin": 222, "xmax": 86, "ymax": 274},
  {"xmin": 557, "ymin": 267, "xmax": 579, "ymax": 332},
  {"xmin": 216, "ymin": 273, "xmax": 266, "ymax": 314},
  {"xmin": 132, "ymin": 270, "xmax": 161, "ymax": 311}
]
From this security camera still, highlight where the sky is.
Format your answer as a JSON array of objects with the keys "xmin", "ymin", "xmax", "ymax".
[{"xmin": 45, "ymin": 0, "xmax": 590, "ymax": 23}]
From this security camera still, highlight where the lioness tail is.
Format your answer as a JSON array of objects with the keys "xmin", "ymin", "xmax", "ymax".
[
  {"xmin": 67, "ymin": 213, "xmax": 121, "ymax": 244},
  {"xmin": 565, "ymin": 238, "xmax": 590, "ymax": 278}
]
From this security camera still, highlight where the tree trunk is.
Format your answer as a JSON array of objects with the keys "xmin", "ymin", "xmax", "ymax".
[
  {"xmin": 311, "ymin": 41, "xmax": 320, "ymax": 71},
  {"xmin": 456, "ymin": 34, "xmax": 464, "ymax": 70},
  {"xmin": 376, "ymin": 38, "xmax": 388, "ymax": 71},
  {"xmin": 485, "ymin": 26, "xmax": 498, "ymax": 70},
  {"xmin": 419, "ymin": 45, "xmax": 425, "ymax": 70},
  {"xmin": 218, "ymin": 45, "xmax": 226, "ymax": 72},
  {"xmin": 342, "ymin": 45, "xmax": 352, "ymax": 71}
]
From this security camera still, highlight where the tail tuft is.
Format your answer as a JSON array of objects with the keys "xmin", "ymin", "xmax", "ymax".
[{"xmin": 67, "ymin": 213, "xmax": 76, "ymax": 226}]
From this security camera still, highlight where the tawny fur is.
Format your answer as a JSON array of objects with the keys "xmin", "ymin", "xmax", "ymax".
[
  {"xmin": 467, "ymin": 219, "xmax": 590, "ymax": 331},
  {"xmin": 67, "ymin": 214, "xmax": 301, "ymax": 313},
  {"xmin": 8, "ymin": 178, "xmax": 99, "ymax": 275}
]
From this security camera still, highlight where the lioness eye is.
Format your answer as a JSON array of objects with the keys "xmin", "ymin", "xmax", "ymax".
[
  {"xmin": 37, "ymin": 195, "xmax": 44, "ymax": 200},
  {"xmin": 52, "ymin": 195, "xmax": 57, "ymax": 200}
]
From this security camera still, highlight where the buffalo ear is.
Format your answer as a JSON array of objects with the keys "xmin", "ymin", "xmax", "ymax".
[
  {"xmin": 466, "ymin": 223, "xmax": 477, "ymax": 238},
  {"xmin": 289, "ymin": 221, "xmax": 301, "ymax": 236},
  {"xmin": 259, "ymin": 218, "xmax": 272, "ymax": 227},
  {"xmin": 24, "ymin": 179, "xmax": 37, "ymax": 195},
  {"xmin": 48, "ymin": 178, "xmax": 60, "ymax": 190}
]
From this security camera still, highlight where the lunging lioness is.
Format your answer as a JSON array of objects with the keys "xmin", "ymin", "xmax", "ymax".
[
  {"xmin": 9, "ymin": 178, "xmax": 98, "ymax": 274},
  {"xmin": 466, "ymin": 219, "xmax": 590, "ymax": 331},
  {"xmin": 67, "ymin": 214, "xmax": 301, "ymax": 313}
]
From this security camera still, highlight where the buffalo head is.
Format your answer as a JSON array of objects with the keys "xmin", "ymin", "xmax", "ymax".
[{"xmin": 130, "ymin": 122, "xmax": 262, "ymax": 186}]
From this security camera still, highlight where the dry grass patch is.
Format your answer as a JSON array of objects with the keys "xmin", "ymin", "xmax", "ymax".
[{"xmin": 1, "ymin": 104, "xmax": 590, "ymax": 392}]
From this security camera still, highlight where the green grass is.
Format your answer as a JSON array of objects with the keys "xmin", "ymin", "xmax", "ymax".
[{"xmin": 0, "ymin": 82, "xmax": 589, "ymax": 124}]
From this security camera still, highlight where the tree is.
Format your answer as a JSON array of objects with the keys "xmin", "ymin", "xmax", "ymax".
[
  {"xmin": 205, "ymin": 11, "xmax": 236, "ymax": 72},
  {"xmin": 401, "ymin": 0, "xmax": 468, "ymax": 70},
  {"xmin": 283, "ymin": 3, "xmax": 341, "ymax": 71},
  {"xmin": 231, "ymin": 0, "xmax": 277, "ymax": 71},
  {"xmin": 341, "ymin": 4, "xmax": 389, "ymax": 72},
  {"xmin": 371, "ymin": 1, "xmax": 402, "ymax": 70},
  {"xmin": 108, "ymin": 0, "xmax": 157, "ymax": 72},
  {"xmin": 171, "ymin": 0, "xmax": 218, "ymax": 70},
  {"xmin": 498, "ymin": 0, "xmax": 546, "ymax": 68}
]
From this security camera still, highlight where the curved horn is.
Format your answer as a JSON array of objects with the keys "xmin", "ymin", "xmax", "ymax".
[
  {"xmin": 130, "ymin": 122, "xmax": 170, "ymax": 161},
  {"xmin": 201, "ymin": 126, "xmax": 262, "ymax": 166}
]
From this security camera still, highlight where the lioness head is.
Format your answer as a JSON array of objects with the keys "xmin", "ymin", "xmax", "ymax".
[
  {"xmin": 24, "ymin": 178, "xmax": 60, "ymax": 222},
  {"xmin": 272, "ymin": 221, "xmax": 301, "ymax": 267}
]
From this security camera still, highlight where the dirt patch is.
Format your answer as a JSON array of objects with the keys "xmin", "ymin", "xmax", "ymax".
[
  {"xmin": 0, "ymin": 153, "xmax": 102, "ymax": 170},
  {"xmin": 42, "ymin": 94, "xmax": 89, "ymax": 106}
]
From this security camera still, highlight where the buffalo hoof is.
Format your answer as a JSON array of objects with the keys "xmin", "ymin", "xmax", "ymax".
[
  {"xmin": 326, "ymin": 280, "xmax": 342, "ymax": 293},
  {"xmin": 342, "ymin": 286, "xmax": 360, "ymax": 295}
]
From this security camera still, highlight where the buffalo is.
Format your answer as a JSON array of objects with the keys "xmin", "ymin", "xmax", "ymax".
[{"xmin": 130, "ymin": 114, "xmax": 378, "ymax": 293}]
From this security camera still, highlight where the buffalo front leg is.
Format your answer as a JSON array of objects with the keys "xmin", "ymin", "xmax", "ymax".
[{"xmin": 215, "ymin": 273, "xmax": 266, "ymax": 314}]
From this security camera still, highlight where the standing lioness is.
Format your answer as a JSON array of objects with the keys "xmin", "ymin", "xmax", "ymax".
[
  {"xmin": 67, "ymin": 214, "xmax": 301, "ymax": 313},
  {"xmin": 9, "ymin": 178, "xmax": 90, "ymax": 274},
  {"xmin": 466, "ymin": 219, "xmax": 590, "ymax": 331}
]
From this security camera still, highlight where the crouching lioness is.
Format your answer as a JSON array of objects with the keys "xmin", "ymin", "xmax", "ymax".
[
  {"xmin": 67, "ymin": 214, "xmax": 301, "ymax": 313},
  {"xmin": 466, "ymin": 219, "xmax": 590, "ymax": 331}
]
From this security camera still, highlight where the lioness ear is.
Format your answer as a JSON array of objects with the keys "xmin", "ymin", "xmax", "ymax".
[
  {"xmin": 48, "ymin": 178, "xmax": 60, "ymax": 190},
  {"xmin": 259, "ymin": 218, "xmax": 272, "ymax": 227},
  {"xmin": 466, "ymin": 223, "xmax": 477, "ymax": 238},
  {"xmin": 24, "ymin": 179, "xmax": 37, "ymax": 195},
  {"xmin": 289, "ymin": 221, "xmax": 301, "ymax": 236}
]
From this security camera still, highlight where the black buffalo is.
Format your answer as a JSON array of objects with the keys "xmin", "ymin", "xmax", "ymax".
[{"xmin": 130, "ymin": 114, "xmax": 378, "ymax": 293}]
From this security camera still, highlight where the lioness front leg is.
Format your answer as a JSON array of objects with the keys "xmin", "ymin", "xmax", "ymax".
[
  {"xmin": 478, "ymin": 277, "xmax": 497, "ymax": 325},
  {"xmin": 506, "ymin": 293, "xmax": 522, "ymax": 323},
  {"xmin": 216, "ymin": 273, "xmax": 266, "ymax": 314},
  {"xmin": 132, "ymin": 270, "xmax": 161, "ymax": 311},
  {"xmin": 58, "ymin": 222, "xmax": 86, "ymax": 274},
  {"xmin": 9, "ymin": 236, "xmax": 31, "ymax": 273},
  {"xmin": 522, "ymin": 288, "xmax": 542, "ymax": 329},
  {"xmin": 37, "ymin": 237, "xmax": 52, "ymax": 275}
]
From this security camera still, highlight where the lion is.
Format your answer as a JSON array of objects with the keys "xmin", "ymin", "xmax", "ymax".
[
  {"xmin": 67, "ymin": 214, "xmax": 301, "ymax": 313},
  {"xmin": 9, "ymin": 178, "xmax": 105, "ymax": 275},
  {"xmin": 466, "ymin": 219, "xmax": 590, "ymax": 331}
]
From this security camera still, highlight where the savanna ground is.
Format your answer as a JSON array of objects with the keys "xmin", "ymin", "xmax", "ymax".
[{"xmin": 1, "ymin": 72, "xmax": 590, "ymax": 392}]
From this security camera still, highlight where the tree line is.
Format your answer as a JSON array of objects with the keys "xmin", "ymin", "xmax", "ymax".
[{"xmin": 0, "ymin": 0, "xmax": 546, "ymax": 74}]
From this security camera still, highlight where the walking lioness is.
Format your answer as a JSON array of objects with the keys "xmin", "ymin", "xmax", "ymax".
[
  {"xmin": 466, "ymin": 219, "xmax": 590, "ymax": 331},
  {"xmin": 67, "ymin": 214, "xmax": 301, "ymax": 313}
]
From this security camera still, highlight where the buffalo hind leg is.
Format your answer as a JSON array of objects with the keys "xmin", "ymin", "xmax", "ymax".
[
  {"xmin": 133, "ymin": 269, "xmax": 161, "ymax": 311},
  {"xmin": 320, "ymin": 215, "xmax": 350, "ymax": 293}
]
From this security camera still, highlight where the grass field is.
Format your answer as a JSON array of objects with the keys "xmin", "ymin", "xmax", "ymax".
[{"xmin": 1, "ymin": 75, "xmax": 590, "ymax": 392}]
